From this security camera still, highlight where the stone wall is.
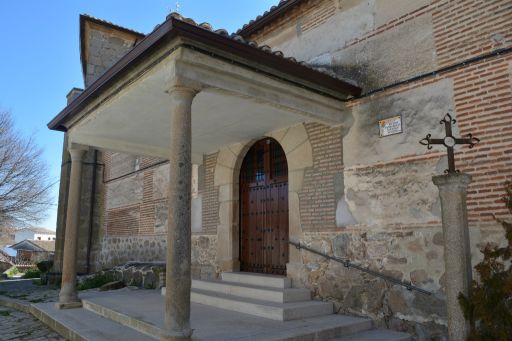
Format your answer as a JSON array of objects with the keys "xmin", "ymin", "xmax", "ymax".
[
  {"xmin": 295, "ymin": 221, "xmax": 504, "ymax": 338},
  {"xmin": 191, "ymin": 235, "xmax": 218, "ymax": 280},
  {"xmin": 242, "ymin": 1, "xmax": 512, "ymax": 339},
  {"xmin": 82, "ymin": 20, "xmax": 142, "ymax": 86}
]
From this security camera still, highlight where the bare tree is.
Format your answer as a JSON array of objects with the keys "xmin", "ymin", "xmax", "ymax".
[{"xmin": 0, "ymin": 110, "xmax": 53, "ymax": 226}]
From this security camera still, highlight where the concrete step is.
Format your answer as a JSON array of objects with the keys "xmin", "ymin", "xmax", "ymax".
[
  {"xmin": 31, "ymin": 302, "xmax": 156, "ymax": 340},
  {"xmin": 192, "ymin": 279, "xmax": 311, "ymax": 303},
  {"xmin": 251, "ymin": 315, "xmax": 374, "ymax": 341},
  {"xmin": 82, "ymin": 298, "xmax": 162, "ymax": 339},
  {"xmin": 191, "ymin": 287, "xmax": 333, "ymax": 321},
  {"xmin": 80, "ymin": 289, "xmax": 376, "ymax": 340},
  {"xmin": 221, "ymin": 272, "xmax": 292, "ymax": 289},
  {"xmin": 330, "ymin": 329, "xmax": 413, "ymax": 341}
]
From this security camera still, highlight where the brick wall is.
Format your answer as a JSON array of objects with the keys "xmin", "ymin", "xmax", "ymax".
[
  {"xmin": 453, "ymin": 55, "xmax": 512, "ymax": 222},
  {"xmin": 299, "ymin": 123, "xmax": 343, "ymax": 231},
  {"xmin": 300, "ymin": 0, "xmax": 336, "ymax": 33},
  {"xmin": 103, "ymin": 151, "xmax": 166, "ymax": 237},
  {"xmin": 249, "ymin": 0, "xmax": 512, "ymax": 227},
  {"xmin": 200, "ymin": 153, "xmax": 219, "ymax": 234},
  {"xmin": 432, "ymin": 0, "xmax": 511, "ymax": 67}
]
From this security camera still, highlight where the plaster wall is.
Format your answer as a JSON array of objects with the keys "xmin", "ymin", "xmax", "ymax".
[{"xmin": 253, "ymin": 0, "xmax": 437, "ymax": 91}]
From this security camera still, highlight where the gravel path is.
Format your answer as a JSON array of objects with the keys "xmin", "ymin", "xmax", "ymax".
[
  {"xmin": 0, "ymin": 279, "xmax": 59, "ymax": 303},
  {"xmin": 0, "ymin": 305, "xmax": 66, "ymax": 340},
  {"xmin": 0, "ymin": 279, "xmax": 64, "ymax": 340}
]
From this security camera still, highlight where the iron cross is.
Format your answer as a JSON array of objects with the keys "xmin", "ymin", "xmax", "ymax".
[{"xmin": 420, "ymin": 113, "xmax": 480, "ymax": 173}]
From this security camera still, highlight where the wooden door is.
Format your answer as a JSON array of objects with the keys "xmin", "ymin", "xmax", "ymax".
[{"xmin": 240, "ymin": 138, "xmax": 289, "ymax": 275}]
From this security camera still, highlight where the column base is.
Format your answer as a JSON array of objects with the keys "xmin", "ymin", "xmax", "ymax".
[
  {"xmin": 160, "ymin": 329, "xmax": 193, "ymax": 341},
  {"xmin": 55, "ymin": 300, "xmax": 82, "ymax": 310}
]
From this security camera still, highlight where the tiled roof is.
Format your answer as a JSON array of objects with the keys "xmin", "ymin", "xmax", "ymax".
[
  {"xmin": 31, "ymin": 240, "xmax": 55, "ymax": 252},
  {"xmin": 49, "ymin": 11, "xmax": 361, "ymax": 131},
  {"xmin": 237, "ymin": 0, "xmax": 304, "ymax": 36},
  {"xmin": 166, "ymin": 12, "xmax": 354, "ymax": 84},
  {"xmin": 80, "ymin": 13, "xmax": 145, "ymax": 37},
  {"xmin": 10, "ymin": 240, "xmax": 55, "ymax": 252}
]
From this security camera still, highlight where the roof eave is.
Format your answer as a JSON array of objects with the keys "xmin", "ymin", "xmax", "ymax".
[{"xmin": 49, "ymin": 16, "xmax": 361, "ymax": 132}]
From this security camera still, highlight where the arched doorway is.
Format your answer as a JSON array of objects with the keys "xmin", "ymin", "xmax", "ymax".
[{"xmin": 239, "ymin": 138, "xmax": 289, "ymax": 275}]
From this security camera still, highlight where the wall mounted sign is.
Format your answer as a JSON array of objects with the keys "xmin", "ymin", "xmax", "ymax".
[{"xmin": 379, "ymin": 115, "xmax": 403, "ymax": 137}]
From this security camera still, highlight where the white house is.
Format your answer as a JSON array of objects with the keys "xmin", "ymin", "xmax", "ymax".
[{"xmin": 15, "ymin": 227, "xmax": 56, "ymax": 243}]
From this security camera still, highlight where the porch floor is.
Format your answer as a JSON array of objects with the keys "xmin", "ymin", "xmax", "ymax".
[{"xmin": 28, "ymin": 288, "xmax": 394, "ymax": 340}]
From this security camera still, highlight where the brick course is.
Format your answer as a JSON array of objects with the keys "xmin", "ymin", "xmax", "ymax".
[
  {"xmin": 300, "ymin": 123, "xmax": 343, "ymax": 231},
  {"xmin": 200, "ymin": 153, "xmax": 219, "ymax": 234}
]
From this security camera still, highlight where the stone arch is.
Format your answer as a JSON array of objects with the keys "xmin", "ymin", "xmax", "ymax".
[{"xmin": 213, "ymin": 123, "xmax": 313, "ymax": 276}]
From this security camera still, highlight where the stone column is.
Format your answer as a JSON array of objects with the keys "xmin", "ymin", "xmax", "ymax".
[
  {"xmin": 433, "ymin": 173, "xmax": 472, "ymax": 341},
  {"xmin": 161, "ymin": 87, "xmax": 197, "ymax": 341},
  {"xmin": 56, "ymin": 146, "xmax": 86, "ymax": 309}
]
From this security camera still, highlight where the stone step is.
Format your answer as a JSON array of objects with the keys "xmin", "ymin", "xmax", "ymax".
[
  {"xmin": 81, "ymin": 290, "xmax": 375, "ymax": 340},
  {"xmin": 258, "ymin": 315, "xmax": 374, "ymax": 341},
  {"xmin": 192, "ymin": 279, "xmax": 311, "ymax": 303},
  {"xmin": 31, "ymin": 302, "xmax": 156, "ymax": 340},
  {"xmin": 221, "ymin": 272, "xmax": 292, "ymax": 288},
  {"xmin": 330, "ymin": 329, "xmax": 413, "ymax": 341},
  {"xmin": 191, "ymin": 287, "xmax": 333, "ymax": 321},
  {"xmin": 82, "ymin": 298, "xmax": 162, "ymax": 339}
]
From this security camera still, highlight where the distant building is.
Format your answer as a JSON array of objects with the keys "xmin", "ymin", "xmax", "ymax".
[
  {"xmin": 0, "ymin": 248, "xmax": 14, "ymax": 273},
  {"xmin": 14, "ymin": 227, "xmax": 56, "ymax": 243},
  {"xmin": 9, "ymin": 239, "xmax": 55, "ymax": 263}
]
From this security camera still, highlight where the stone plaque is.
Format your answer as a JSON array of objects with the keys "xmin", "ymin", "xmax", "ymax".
[{"xmin": 379, "ymin": 115, "xmax": 403, "ymax": 137}]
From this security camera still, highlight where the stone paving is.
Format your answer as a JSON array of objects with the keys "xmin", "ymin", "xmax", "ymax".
[
  {"xmin": 0, "ymin": 305, "xmax": 65, "ymax": 340},
  {"xmin": 0, "ymin": 279, "xmax": 64, "ymax": 340},
  {"xmin": 0, "ymin": 279, "xmax": 59, "ymax": 303}
]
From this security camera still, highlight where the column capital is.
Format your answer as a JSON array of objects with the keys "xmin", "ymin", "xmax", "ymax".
[
  {"xmin": 166, "ymin": 75, "xmax": 202, "ymax": 97},
  {"xmin": 433, "ymin": 172, "xmax": 472, "ymax": 188},
  {"xmin": 68, "ymin": 148, "xmax": 86, "ymax": 162},
  {"xmin": 167, "ymin": 86, "xmax": 200, "ymax": 100}
]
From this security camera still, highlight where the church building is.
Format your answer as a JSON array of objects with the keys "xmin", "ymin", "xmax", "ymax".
[{"xmin": 49, "ymin": 1, "xmax": 512, "ymax": 339}]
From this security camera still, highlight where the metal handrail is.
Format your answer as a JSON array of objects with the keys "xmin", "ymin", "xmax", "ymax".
[{"xmin": 289, "ymin": 240, "xmax": 432, "ymax": 296}]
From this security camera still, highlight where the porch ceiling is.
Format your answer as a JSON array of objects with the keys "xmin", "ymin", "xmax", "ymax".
[
  {"xmin": 52, "ymin": 15, "xmax": 360, "ymax": 162},
  {"xmin": 68, "ymin": 86, "xmax": 318, "ymax": 163}
]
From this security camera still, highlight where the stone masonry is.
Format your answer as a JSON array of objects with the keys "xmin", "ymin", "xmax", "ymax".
[{"xmin": 55, "ymin": 2, "xmax": 512, "ymax": 340}]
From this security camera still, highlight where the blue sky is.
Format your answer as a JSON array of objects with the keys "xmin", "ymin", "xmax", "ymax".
[{"xmin": 0, "ymin": 0, "xmax": 277, "ymax": 230}]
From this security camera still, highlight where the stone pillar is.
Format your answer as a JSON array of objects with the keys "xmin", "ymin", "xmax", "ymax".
[
  {"xmin": 56, "ymin": 146, "xmax": 86, "ymax": 309},
  {"xmin": 161, "ymin": 87, "xmax": 197, "ymax": 341},
  {"xmin": 433, "ymin": 173, "xmax": 472, "ymax": 341}
]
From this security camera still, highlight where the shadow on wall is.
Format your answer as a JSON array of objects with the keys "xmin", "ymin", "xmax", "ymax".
[{"xmin": 308, "ymin": 62, "xmax": 381, "ymax": 93}]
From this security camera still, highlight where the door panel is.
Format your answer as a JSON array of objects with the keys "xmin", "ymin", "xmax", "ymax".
[{"xmin": 240, "ymin": 138, "xmax": 289, "ymax": 275}]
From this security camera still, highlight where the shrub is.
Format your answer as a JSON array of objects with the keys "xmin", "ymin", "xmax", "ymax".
[
  {"xmin": 5, "ymin": 266, "xmax": 19, "ymax": 278},
  {"xmin": 77, "ymin": 273, "xmax": 113, "ymax": 291},
  {"xmin": 458, "ymin": 182, "xmax": 512, "ymax": 340},
  {"xmin": 22, "ymin": 268, "xmax": 41, "ymax": 279},
  {"xmin": 36, "ymin": 260, "xmax": 53, "ymax": 273}
]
